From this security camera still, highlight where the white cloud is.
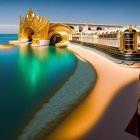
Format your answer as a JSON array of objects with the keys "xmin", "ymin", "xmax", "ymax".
[{"xmin": 0, "ymin": 25, "xmax": 19, "ymax": 34}]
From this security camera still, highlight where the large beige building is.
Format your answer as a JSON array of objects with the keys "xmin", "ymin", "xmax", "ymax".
[{"xmin": 50, "ymin": 22, "xmax": 123, "ymax": 33}]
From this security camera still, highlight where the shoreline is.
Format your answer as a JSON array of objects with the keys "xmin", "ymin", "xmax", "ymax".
[
  {"xmin": 70, "ymin": 41, "xmax": 140, "ymax": 68},
  {"xmin": 18, "ymin": 55, "xmax": 97, "ymax": 140},
  {"xmin": 13, "ymin": 48, "xmax": 78, "ymax": 140},
  {"xmin": 14, "ymin": 49, "xmax": 78, "ymax": 140},
  {"xmin": 46, "ymin": 42, "xmax": 140, "ymax": 140}
]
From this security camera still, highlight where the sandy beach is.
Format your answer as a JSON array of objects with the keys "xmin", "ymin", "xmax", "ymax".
[
  {"xmin": 47, "ymin": 42, "xmax": 140, "ymax": 140},
  {"xmin": 83, "ymin": 80, "xmax": 139, "ymax": 140},
  {"xmin": 0, "ymin": 44, "xmax": 14, "ymax": 49}
]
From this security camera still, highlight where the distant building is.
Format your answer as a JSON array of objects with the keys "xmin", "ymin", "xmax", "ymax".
[{"xmin": 50, "ymin": 22, "xmax": 123, "ymax": 33}]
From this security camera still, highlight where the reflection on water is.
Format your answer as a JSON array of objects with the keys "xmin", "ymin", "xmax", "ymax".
[{"xmin": 0, "ymin": 41, "xmax": 77, "ymax": 140}]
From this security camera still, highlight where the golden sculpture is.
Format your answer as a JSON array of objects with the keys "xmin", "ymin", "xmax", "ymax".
[
  {"xmin": 18, "ymin": 8, "xmax": 50, "ymax": 46},
  {"xmin": 49, "ymin": 23, "xmax": 75, "ymax": 41},
  {"xmin": 10, "ymin": 8, "xmax": 75, "ymax": 47},
  {"xmin": 119, "ymin": 24, "xmax": 138, "ymax": 53}
]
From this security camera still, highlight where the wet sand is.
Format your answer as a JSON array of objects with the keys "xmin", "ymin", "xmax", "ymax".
[{"xmin": 47, "ymin": 42, "xmax": 140, "ymax": 140}]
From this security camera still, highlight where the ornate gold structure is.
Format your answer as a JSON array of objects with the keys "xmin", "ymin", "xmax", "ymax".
[
  {"xmin": 49, "ymin": 23, "xmax": 75, "ymax": 42},
  {"xmin": 19, "ymin": 8, "xmax": 50, "ymax": 46},
  {"xmin": 120, "ymin": 24, "xmax": 138, "ymax": 53},
  {"xmin": 17, "ymin": 8, "xmax": 75, "ymax": 46}
]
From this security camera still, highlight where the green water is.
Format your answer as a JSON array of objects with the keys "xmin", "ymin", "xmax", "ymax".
[{"xmin": 0, "ymin": 36, "xmax": 77, "ymax": 140}]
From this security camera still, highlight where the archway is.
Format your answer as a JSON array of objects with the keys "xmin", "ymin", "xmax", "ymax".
[
  {"xmin": 88, "ymin": 27, "xmax": 91, "ymax": 30},
  {"xmin": 23, "ymin": 27, "xmax": 34, "ymax": 42},
  {"xmin": 96, "ymin": 27, "xmax": 102, "ymax": 31},
  {"xmin": 49, "ymin": 23, "xmax": 76, "ymax": 45},
  {"xmin": 50, "ymin": 34, "xmax": 62, "ymax": 45},
  {"xmin": 79, "ymin": 26, "xmax": 83, "ymax": 32}
]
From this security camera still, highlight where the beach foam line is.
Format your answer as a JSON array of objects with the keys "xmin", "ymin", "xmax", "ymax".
[{"xmin": 18, "ymin": 56, "xmax": 97, "ymax": 140}]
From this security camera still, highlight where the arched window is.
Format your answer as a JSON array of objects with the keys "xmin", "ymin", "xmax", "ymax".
[
  {"xmin": 79, "ymin": 26, "xmax": 83, "ymax": 32},
  {"xmin": 88, "ymin": 27, "xmax": 91, "ymax": 30},
  {"xmin": 96, "ymin": 27, "xmax": 102, "ymax": 31},
  {"xmin": 69, "ymin": 26, "xmax": 74, "ymax": 30}
]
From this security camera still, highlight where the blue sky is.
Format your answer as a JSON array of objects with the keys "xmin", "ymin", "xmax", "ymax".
[{"xmin": 0, "ymin": 0, "xmax": 140, "ymax": 33}]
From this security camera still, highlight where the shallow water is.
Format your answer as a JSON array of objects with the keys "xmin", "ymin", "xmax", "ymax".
[{"xmin": 0, "ymin": 34, "xmax": 77, "ymax": 140}]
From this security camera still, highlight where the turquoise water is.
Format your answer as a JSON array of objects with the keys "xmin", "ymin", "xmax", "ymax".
[
  {"xmin": 0, "ymin": 34, "xmax": 77, "ymax": 140},
  {"xmin": 0, "ymin": 34, "xmax": 18, "ymax": 44}
]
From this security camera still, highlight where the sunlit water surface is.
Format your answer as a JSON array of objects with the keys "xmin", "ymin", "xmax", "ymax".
[{"xmin": 0, "ymin": 34, "xmax": 77, "ymax": 140}]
